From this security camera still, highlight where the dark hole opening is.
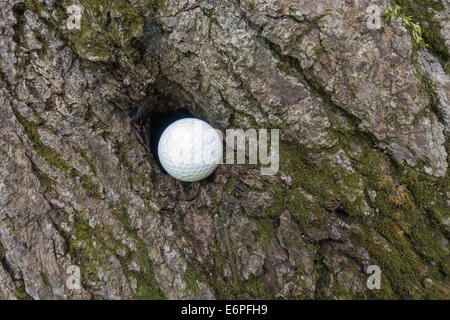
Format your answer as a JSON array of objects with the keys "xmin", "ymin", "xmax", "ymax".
[
  {"xmin": 146, "ymin": 108, "xmax": 194, "ymax": 173},
  {"xmin": 12, "ymin": 3, "xmax": 26, "ymax": 44}
]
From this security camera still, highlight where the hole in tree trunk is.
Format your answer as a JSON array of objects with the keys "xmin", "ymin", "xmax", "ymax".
[
  {"xmin": 130, "ymin": 87, "xmax": 216, "ymax": 177},
  {"xmin": 140, "ymin": 108, "xmax": 194, "ymax": 174}
]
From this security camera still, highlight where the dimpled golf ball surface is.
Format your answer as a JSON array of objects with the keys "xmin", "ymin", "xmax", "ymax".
[{"xmin": 158, "ymin": 118, "xmax": 222, "ymax": 182}]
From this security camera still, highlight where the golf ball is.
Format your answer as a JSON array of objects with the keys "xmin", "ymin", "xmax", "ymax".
[{"xmin": 157, "ymin": 118, "xmax": 222, "ymax": 182}]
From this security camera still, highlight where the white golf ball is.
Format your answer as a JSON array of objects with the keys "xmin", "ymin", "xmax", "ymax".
[{"xmin": 157, "ymin": 118, "xmax": 222, "ymax": 182}]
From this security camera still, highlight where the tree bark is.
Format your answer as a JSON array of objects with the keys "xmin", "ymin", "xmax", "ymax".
[{"xmin": 0, "ymin": 0, "xmax": 449, "ymax": 299}]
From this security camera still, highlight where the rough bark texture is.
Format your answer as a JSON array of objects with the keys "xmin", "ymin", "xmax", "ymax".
[{"xmin": 0, "ymin": 0, "xmax": 449, "ymax": 299}]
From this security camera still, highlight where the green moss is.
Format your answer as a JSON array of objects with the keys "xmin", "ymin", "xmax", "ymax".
[
  {"xmin": 417, "ymin": 75, "xmax": 445, "ymax": 124},
  {"xmin": 389, "ymin": 0, "xmax": 449, "ymax": 72},
  {"xmin": 74, "ymin": 146, "xmax": 98, "ymax": 177},
  {"xmin": 68, "ymin": 211, "xmax": 106, "ymax": 284},
  {"xmin": 266, "ymin": 142, "xmax": 366, "ymax": 223},
  {"xmin": 254, "ymin": 218, "xmax": 277, "ymax": 252},
  {"xmin": 0, "ymin": 242, "xmax": 6, "ymax": 265},
  {"xmin": 183, "ymin": 265, "xmax": 203, "ymax": 295},
  {"xmin": 81, "ymin": 149, "xmax": 97, "ymax": 176},
  {"xmin": 71, "ymin": 0, "xmax": 149, "ymax": 64},
  {"xmin": 73, "ymin": 17, "xmax": 118, "ymax": 62},
  {"xmin": 25, "ymin": 0, "xmax": 46, "ymax": 13},
  {"xmin": 25, "ymin": 0, "xmax": 161, "ymax": 66},
  {"xmin": 345, "ymin": 135, "xmax": 448, "ymax": 298},
  {"xmin": 144, "ymin": 0, "xmax": 165, "ymax": 10},
  {"xmin": 114, "ymin": 207, "xmax": 166, "ymax": 299},
  {"xmin": 40, "ymin": 272, "xmax": 51, "ymax": 288},
  {"xmin": 114, "ymin": 141, "xmax": 131, "ymax": 168},
  {"xmin": 14, "ymin": 110, "xmax": 71, "ymax": 174},
  {"xmin": 208, "ymin": 248, "xmax": 271, "ymax": 299},
  {"xmin": 208, "ymin": 251, "xmax": 236, "ymax": 299},
  {"xmin": 13, "ymin": 109, "xmax": 102, "ymax": 198},
  {"xmin": 79, "ymin": 174, "xmax": 101, "ymax": 199},
  {"xmin": 239, "ymin": 276, "xmax": 271, "ymax": 299},
  {"xmin": 64, "ymin": 209, "xmax": 137, "ymax": 293},
  {"xmin": 256, "ymin": 125, "xmax": 448, "ymax": 299},
  {"xmin": 384, "ymin": 3, "xmax": 427, "ymax": 48},
  {"xmin": 34, "ymin": 191, "xmax": 161, "ymax": 298},
  {"xmin": 201, "ymin": 8, "xmax": 218, "ymax": 26},
  {"xmin": 14, "ymin": 283, "xmax": 32, "ymax": 300},
  {"xmin": 36, "ymin": 171, "xmax": 55, "ymax": 191},
  {"xmin": 51, "ymin": 210, "xmax": 118, "ymax": 292},
  {"xmin": 334, "ymin": 283, "xmax": 359, "ymax": 300}
]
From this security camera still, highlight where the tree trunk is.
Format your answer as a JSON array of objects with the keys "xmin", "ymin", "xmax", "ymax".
[{"xmin": 0, "ymin": 0, "xmax": 449, "ymax": 299}]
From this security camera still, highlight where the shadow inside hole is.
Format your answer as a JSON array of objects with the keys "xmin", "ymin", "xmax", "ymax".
[{"xmin": 147, "ymin": 108, "xmax": 194, "ymax": 173}]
